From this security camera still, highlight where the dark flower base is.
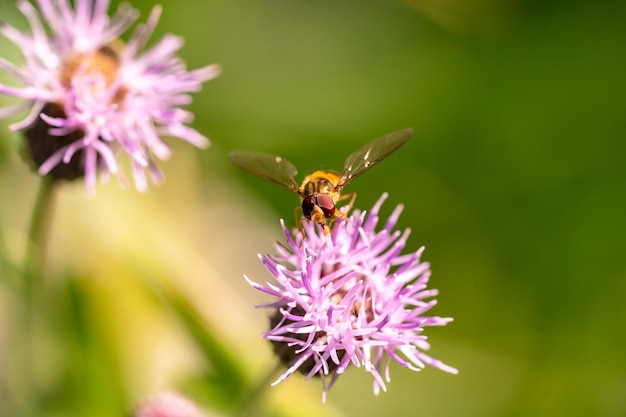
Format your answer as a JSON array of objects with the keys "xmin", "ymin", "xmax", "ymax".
[
  {"xmin": 269, "ymin": 307, "xmax": 345, "ymax": 377},
  {"xmin": 23, "ymin": 103, "xmax": 86, "ymax": 181}
]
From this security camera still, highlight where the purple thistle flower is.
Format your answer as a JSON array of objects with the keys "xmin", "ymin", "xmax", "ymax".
[
  {"xmin": 133, "ymin": 392, "xmax": 208, "ymax": 417},
  {"xmin": 0, "ymin": 0, "xmax": 220, "ymax": 195},
  {"xmin": 246, "ymin": 193, "xmax": 458, "ymax": 402}
]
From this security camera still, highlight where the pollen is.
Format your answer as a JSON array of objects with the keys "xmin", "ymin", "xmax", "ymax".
[{"xmin": 59, "ymin": 44, "xmax": 127, "ymax": 104}]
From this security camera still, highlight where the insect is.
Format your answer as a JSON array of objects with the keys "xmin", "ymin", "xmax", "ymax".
[{"xmin": 229, "ymin": 128, "xmax": 413, "ymax": 234}]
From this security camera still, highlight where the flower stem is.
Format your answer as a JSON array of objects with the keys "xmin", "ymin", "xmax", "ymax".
[
  {"xmin": 12, "ymin": 178, "xmax": 57, "ymax": 416},
  {"xmin": 23, "ymin": 177, "xmax": 56, "ymax": 299}
]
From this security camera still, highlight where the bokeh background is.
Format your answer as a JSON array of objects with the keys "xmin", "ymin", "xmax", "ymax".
[{"xmin": 1, "ymin": 0, "xmax": 625, "ymax": 416}]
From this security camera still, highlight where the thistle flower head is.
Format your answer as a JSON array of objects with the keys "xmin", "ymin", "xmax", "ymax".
[
  {"xmin": 247, "ymin": 193, "xmax": 458, "ymax": 401},
  {"xmin": 133, "ymin": 392, "xmax": 207, "ymax": 417},
  {"xmin": 0, "ymin": 0, "xmax": 220, "ymax": 195}
]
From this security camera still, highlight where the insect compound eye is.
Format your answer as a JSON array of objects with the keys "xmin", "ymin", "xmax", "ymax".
[
  {"xmin": 315, "ymin": 194, "xmax": 336, "ymax": 219},
  {"xmin": 302, "ymin": 195, "xmax": 317, "ymax": 219}
]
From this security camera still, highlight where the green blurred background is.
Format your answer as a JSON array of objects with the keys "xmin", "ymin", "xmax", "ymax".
[{"xmin": 1, "ymin": 0, "xmax": 626, "ymax": 416}]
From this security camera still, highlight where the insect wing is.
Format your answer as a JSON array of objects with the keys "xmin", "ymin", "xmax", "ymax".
[
  {"xmin": 338, "ymin": 128, "xmax": 413, "ymax": 189},
  {"xmin": 229, "ymin": 151, "xmax": 300, "ymax": 193}
]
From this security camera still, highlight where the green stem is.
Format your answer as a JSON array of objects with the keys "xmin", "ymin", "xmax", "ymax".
[
  {"xmin": 23, "ymin": 177, "xmax": 56, "ymax": 299},
  {"xmin": 11, "ymin": 178, "xmax": 57, "ymax": 417}
]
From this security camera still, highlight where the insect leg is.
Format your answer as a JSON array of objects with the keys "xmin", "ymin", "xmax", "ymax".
[
  {"xmin": 336, "ymin": 191, "xmax": 357, "ymax": 216},
  {"xmin": 293, "ymin": 206, "xmax": 306, "ymax": 237}
]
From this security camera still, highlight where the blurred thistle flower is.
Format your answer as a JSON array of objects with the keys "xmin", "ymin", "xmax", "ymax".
[
  {"xmin": 247, "ymin": 193, "xmax": 458, "ymax": 401},
  {"xmin": 132, "ymin": 392, "xmax": 207, "ymax": 417},
  {"xmin": 0, "ymin": 0, "xmax": 220, "ymax": 195}
]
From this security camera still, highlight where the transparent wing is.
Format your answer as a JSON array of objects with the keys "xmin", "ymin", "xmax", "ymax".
[
  {"xmin": 338, "ymin": 128, "xmax": 413, "ymax": 190},
  {"xmin": 228, "ymin": 150, "xmax": 300, "ymax": 193}
]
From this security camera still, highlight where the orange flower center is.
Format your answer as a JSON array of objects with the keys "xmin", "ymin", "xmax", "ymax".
[{"xmin": 59, "ymin": 43, "xmax": 127, "ymax": 104}]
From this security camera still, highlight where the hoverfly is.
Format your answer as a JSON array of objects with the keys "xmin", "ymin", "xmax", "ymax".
[{"xmin": 229, "ymin": 128, "xmax": 413, "ymax": 234}]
